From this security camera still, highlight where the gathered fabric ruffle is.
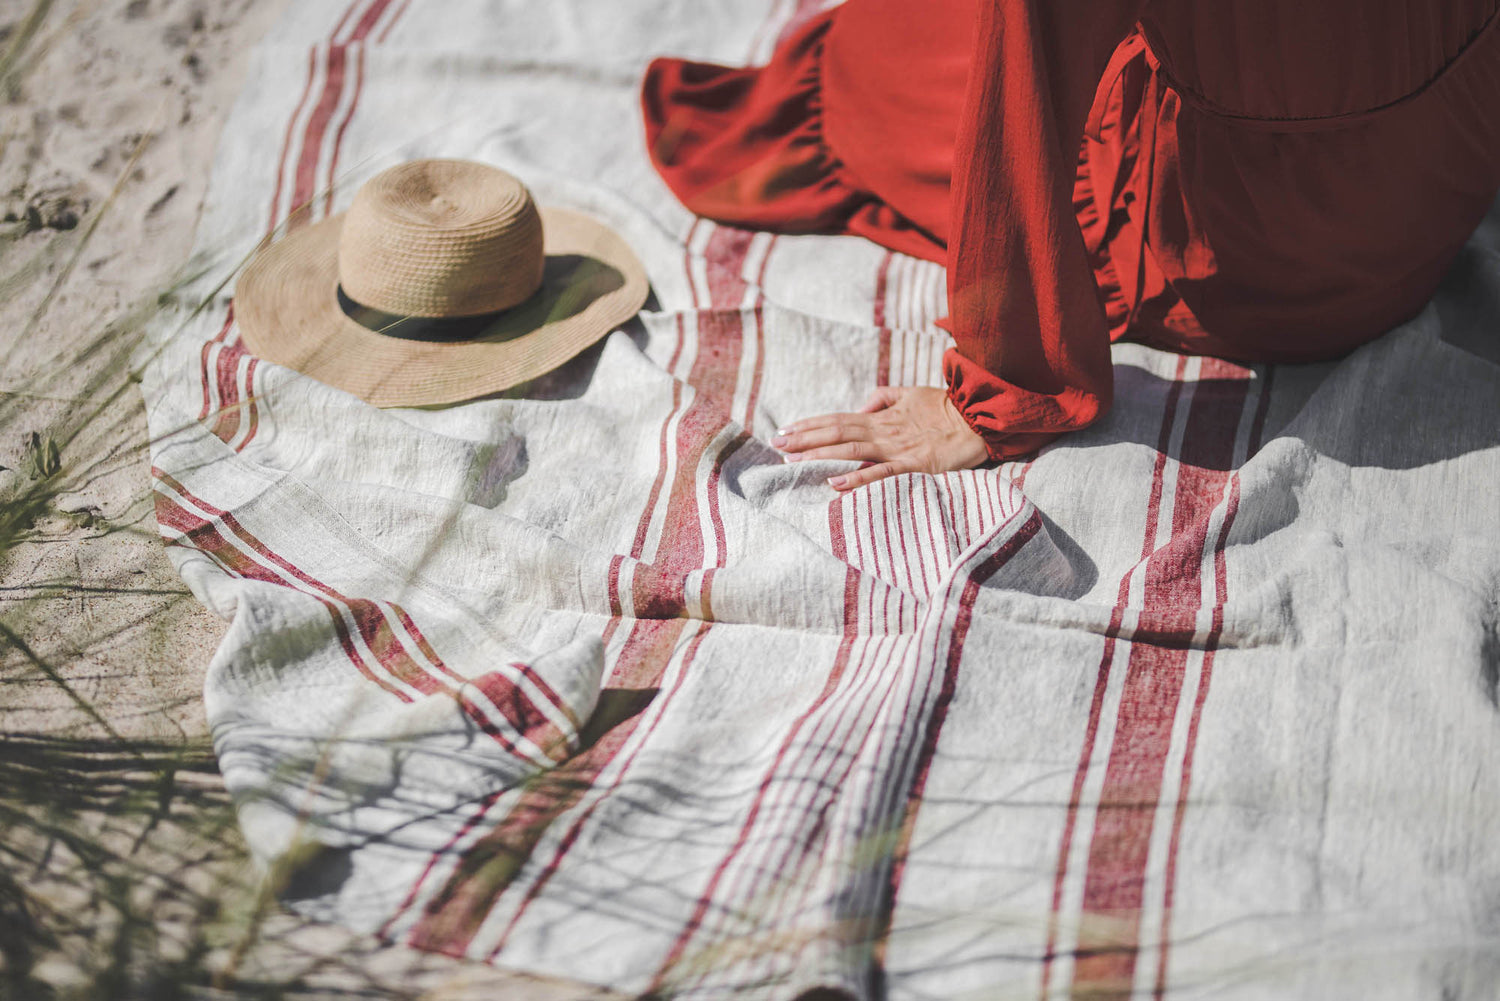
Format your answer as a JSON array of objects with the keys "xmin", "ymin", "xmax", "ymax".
[
  {"xmin": 645, "ymin": 0, "xmax": 1500, "ymax": 461},
  {"xmin": 642, "ymin": 10, "xmax": 948, "ymax": 264}
]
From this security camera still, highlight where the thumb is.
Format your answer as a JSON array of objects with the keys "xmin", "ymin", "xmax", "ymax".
[{"xmin": 856, "ymin": 386, "xmax": 902, "ymax": 413}]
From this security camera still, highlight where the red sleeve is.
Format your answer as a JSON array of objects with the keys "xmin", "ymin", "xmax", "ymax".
[{"xmin": 943, "ymin": 0, "xmax": 1151, "ymax": 460}]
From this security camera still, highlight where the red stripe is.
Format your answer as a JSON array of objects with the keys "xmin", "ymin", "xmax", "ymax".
[
  {"xmin": 731, "ymin": 598, "xmax": 912, "ymax": 991},
  {"xmin": 377, "ymin": 0, "xmax": 413, "ymax": 42},
  {"xmin": 849, "ymin": 492, "xmax": 874, "ymax": 638},
  {"xmin": 1038, "ymin": 357, "xmax": 1191, "ymax": 997},
  {"xmin": 323, "ymin": 43, "xmax": 365, "ymax": 215},
  {"xmin": 873, "ymin": 250, "xmax": 892, "ymax": 330},
  {"xmin": 632, "ymin": 228, "xmax": 750, "ymax": 618},
  {"xmin": 156, "ymin": 491, "xmax": 410, "ymax": 700},
  {"xmin": 402, "ymin": 617, "xmax": 692, "ymax": 956},
  {"xmin": 524, "ymin": 224, "xmax": 768, "ymax": 930},
  {"xmin": 874, "ymin": 480, "xmax": 898, "ymax": 631},
  {"xmin": 234, "ymin": 0, "xmax": 375, "ymax": 466},
  {"xmin": 1151, "ymin": 365, "xmax": 1274, "ymax": 999},
  {"xmin": 1069, "ymin": 364, "xmax": 1252, "ymax": 995},
  {"xmin": 215, "ymin": 349, "xmax": 248, "ymax": 445},
  {"xmin": 512, "ymin": 660, "xmax": 580, "ymax": 733},
  {"xmin": 632, "ymin": 380, "xmax": 685, "ymax": 563},
  {"xmin": 287, "ymin": 45, "xmax": 348, "ymax": 231},
  {"xmin": 404, "ymin": 220, "xmax": 767, "ymax": 954},
  {"xmin": 401, "ymin": 275, "xmax": 695, "ymax": 943},
  {"xmin": 319, "ymin": 0, "xmax": 403, "ymax": 215},
  {"xmin": 905, "ymin": 478, "xmax": 932, "ymax": 599},
  {"xmin": 265, "ymin": 47, "xmax": 320, "ymax": 237},
  {"xmin": 915, "ymin": 477, "xmax": 942, "ymax": 591},
  {"xmin": 672, "ymin": 491, "xmax": 1041, "ymax": 991},
  {"xmin": 347, "ymin": 603, "xmax": 558, "ymax": 760},
  {"xmin": 349, "ymin": 600, "xmax": 444, "ymax": 696},
  {"xmin": 702, "ymin": 285, "xmax": 773, "ymax": 589},
  {"xmin": 385, "ymin": 606, "xmax": 461, "ymax": 686},
  {"xmin": 1149, "ymin": 530, "xmax": 1230, "ymax": 1000},
  {"xmin": 262, "ymin": 0, "xmax": 404, "ymax": 235},
  {"xmin": 648, "ymin": 493, "xmax": 863, "ymax": 988},
  {"xmin": 157, "ymin": 471, "xmax": 340, "ymax": 599},
  {"xmin": 329, "ymin": 1, "xmax": 362, "ymax": 40},
  {"xmin": 766, "ymin": 498, "xmax": 1039, "ymax": 992},
  {"xmin": 376, "ymin": 787, "xmax": 506, "ymax": 942},
  {"xmin": 234, "ymin": 359, "xmax": 261, "ymax": 452},
  {"xmin": 871, "ymin": 511, "xmax": 1044, "ymax": 977},
  {"xmin": 705, "ymin": 225, "xmax": 756, "ymax": 303},
  {"xmin": 624, "ymin": 309, "xmax": 691, "ymax": 567},
  {"xmin": 940, "ymin": 474, "xmax": 959, "ymax": 549},
  {"xmin": 197, "ymin": 341, "xmax": 219, "ymax": 422},
  {"xmin": 955, "ymin": 474, "xmax": 972, "ymax": 543},
  {"xmin": 979, "ymin": 476, "xmax": 997, "ymax": 525},
  {"xmin": 743, "ymin": 237, "xmax": 776, "ymax": 430},
  {"xmin": 285, "ymin": 0, "xmax": 399, "ymax": 230},
  {"xmin": 392, "ymin": 604, "xmax": 578, "ymax": 736},
  {"xmin": 207, "ymin": 344, "xmax": 244, "ymax": 443},
  {"xmin": 347, "ymin": 0, "xmax": 398, "ymax": 40},
  {"xmin": 605, "ymin": 554, "xmax": 627, "ymax": 619},
  {"xmin": 892, "ymin": 478, "xmax": 917, "ymax": 614},
  {"xmin": 1010, "ymin": 456, "xmax": 1038, "ymax": 492},
  {"xmin": 223, "ymin": 1, "xmax": 361, "ymax": 471},
  {"xmin": 467, "ymin": 669, "xmax": 568, "ymax": 762},
  {"xmin": 157, "ymin": 472, "xmax": 563, "ymax": 755}
]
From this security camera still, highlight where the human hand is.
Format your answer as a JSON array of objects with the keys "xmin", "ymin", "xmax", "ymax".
[{"xmin": 771, "ymin": 386, "xmax": 989, "ymax": 492}]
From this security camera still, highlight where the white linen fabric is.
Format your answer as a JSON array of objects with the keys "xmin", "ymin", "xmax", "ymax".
[{"xmin": 138, "ymin": 1, "xmax": 1500, "ymax": 998}]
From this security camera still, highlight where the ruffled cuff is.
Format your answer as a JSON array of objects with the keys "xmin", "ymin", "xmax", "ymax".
[
  {"xmin": 641, "ymin": 12, "xmax": 859, "ymax": 233},
  {"xmin": 942, "ymin": 347, "xmax": 1110, "ymax": 462}
]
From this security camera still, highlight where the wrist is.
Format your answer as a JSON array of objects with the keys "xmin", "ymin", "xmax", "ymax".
[{"xmin": 943, "ymin": 394, "xmax": 991, "ymax": 468}]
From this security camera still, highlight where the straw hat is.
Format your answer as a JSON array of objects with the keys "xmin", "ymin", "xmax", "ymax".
[{"xmin": 236, "ymin": 159, "xmax": 650, "ymax": 407}]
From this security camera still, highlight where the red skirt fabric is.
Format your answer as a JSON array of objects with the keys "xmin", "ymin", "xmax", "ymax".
[{"xmin": 643, "ymin": 0, "xmax": 1500, "ymax": 459}]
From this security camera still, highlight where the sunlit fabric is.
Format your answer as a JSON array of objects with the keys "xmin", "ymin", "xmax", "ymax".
[{"xmin": 644, "ymin": 0, "xmax": 1500, "ymax": 457}]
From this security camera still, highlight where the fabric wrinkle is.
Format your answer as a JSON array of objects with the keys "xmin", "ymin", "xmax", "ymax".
[{"xmin": 642, "ymin": 0, "xmax": 1500, "ymax": 460}]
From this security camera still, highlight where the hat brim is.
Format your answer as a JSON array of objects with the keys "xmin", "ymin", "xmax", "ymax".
[{"xmin": 235, "ymin": 206, "xmax": 650, "ymax": 408}]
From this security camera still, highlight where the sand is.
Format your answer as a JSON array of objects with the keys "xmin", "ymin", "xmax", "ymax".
[{"xmin": 0, "ymin": 1, "xmax": 615, "ymax": 996}]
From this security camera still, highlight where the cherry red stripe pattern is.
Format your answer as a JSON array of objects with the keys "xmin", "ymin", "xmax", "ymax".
[
  {"xmin": 394, "ymin": 220, "xmax": 772, "ymax": 958},
  {"xmin": 1036, "ymin": 359, "xmax": 1271, "ymax": 1000},
  {"xmin": 202, "ymin": 0, "xmax": 406, "ymax": 453},
  {"xmin": 1148, "ymin": 364, "xmax": 1275, "ymax": 1000},
  {"xmin": 1038, "ymin": 358, "xmax": 1191, "ymax": 1001},
  {"xmin": 152, "ymin": 469, "xmax": 574, "ymax": 766}
]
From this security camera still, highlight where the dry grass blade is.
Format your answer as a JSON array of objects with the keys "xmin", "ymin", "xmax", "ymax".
[{"xmin": 0, "ymin": 0, "xmax": 53, "ymax": 98}]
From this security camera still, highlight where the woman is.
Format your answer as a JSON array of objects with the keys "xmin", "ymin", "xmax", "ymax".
[{"xmin": 642, "ymin": 0, "xmax": 1500, "ymax": 490}]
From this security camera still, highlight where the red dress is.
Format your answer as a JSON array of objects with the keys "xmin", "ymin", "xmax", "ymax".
[{"xmin": 642, "ymin": 0, "xmax": 1500, "ymax": 459}]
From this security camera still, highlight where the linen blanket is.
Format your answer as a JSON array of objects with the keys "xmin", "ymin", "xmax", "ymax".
[{"xmin": 138, "ymin": 1, "xmax": 1500, "ymax": 997}]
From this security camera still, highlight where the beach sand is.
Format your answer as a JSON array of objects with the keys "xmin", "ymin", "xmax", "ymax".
[{"xmin": 0, "ymin": 1, "xmax": 616, "ymax": 996}]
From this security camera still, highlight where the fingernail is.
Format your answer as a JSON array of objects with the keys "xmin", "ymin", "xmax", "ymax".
[
  {"xmin": 771, "ymin": 434, "xmax": 788, "ymax": 448},
  {"xmin": 785, "ymin": 452, "xmax": 801, "ymax": 462},
  {"xmin": 776, "ymin": 427, "xmax": 792, "ymax": 436},
  {"xmin": 828, "ymin": 475, "xmax": 846, "ymax": 489}
]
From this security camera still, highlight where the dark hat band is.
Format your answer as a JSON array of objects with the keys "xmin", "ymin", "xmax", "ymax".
[{"xmin": 336, "ymin": 285, "xmax": 523, "ymax": 343}]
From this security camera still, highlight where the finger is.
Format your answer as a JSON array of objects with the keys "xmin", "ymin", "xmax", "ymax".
[
  {"xmin": 827, "ymin": 459, "xmax": 910, "ymax": 492},
  {"xmin": 856, "ymin": 386, "xmax": 902, "ymax": 414},
  {"xmin": 773, "ymin": 418, "xmax": 870, "ymax": 453},
  {"xmin": 777, "ymin": 410, "xmax": 856, "ymax": 436},
  {"xmin": 785, "ymin": 439, "xmax": 883, "ymax": 464}
]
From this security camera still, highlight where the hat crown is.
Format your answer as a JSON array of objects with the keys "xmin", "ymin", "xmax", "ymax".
[{"xmin": 337, "ymin": 159, "xmax": 544, "ymax": 318}]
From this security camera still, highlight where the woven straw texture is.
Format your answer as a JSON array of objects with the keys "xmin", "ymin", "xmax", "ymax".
[{"xmin": 338, "ymin": 159, "xmax": 546, "ymax": 317}]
